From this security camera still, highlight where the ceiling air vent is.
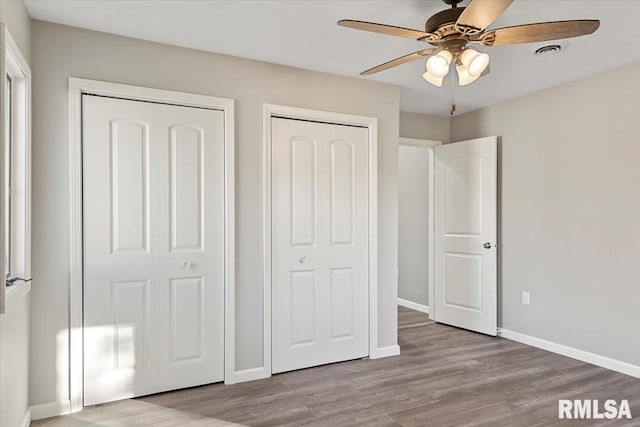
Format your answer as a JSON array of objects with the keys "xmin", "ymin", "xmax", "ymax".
[{"xmin": 533, "ymin": 44, "xmax": 563, "ymax": 56}]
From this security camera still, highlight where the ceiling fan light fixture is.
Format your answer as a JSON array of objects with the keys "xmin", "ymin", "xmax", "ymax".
[
  {"xmin": 340, "ymin": 0, "xmax": 600, "ymax": 98},
  {"xmin": 425, "ymin": 50, "xmax": 453, "ymax": 78},
  {"xmin": 460, "ymin": 48, "xmax": 490, "ymax": 76},
  {"xmin": 422, "ymin": 70, "xmax": 445, "ymax": 87},
  {"xmin": 456, "ymin": 63, "xmax": 481, "ymax": 86}
]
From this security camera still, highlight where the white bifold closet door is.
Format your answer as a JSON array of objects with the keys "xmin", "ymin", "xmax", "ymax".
[
  {"xmin": 82, "ymin": 95, "xmax": 225, "ymax": 406},
  {"xmin": 434, "ymin": 137, "xmax": 497, "ymax": 336},
  {"xmin": 271, "ymin": 117, "xmax": 369, "ymax": 374}
]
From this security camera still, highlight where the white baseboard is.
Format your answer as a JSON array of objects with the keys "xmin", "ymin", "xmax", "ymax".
[
  {"xmin": 232, "ymin": 346, "xmax": 402, "ymax": 380},
  {"xmin": 20, "ymin": 408, "xmax": 31, "ymax": 427},
  {"xmin": 370, "ymin": 344, "xmax": 400, "ymax": 359},
  {"xmin": 498, "ymin": 328, "xmax": 640, "ymax": 379},
  {"xmin": 31, "ymin": 399, "xmax": 72, "ymax": 420},
  {"xmin": 230, "ymin": 367, "xmax": 270, "ymax": 384},
  {"xmin": 397, "ymin": 298, "xmax": 429, "ymax": 314}
]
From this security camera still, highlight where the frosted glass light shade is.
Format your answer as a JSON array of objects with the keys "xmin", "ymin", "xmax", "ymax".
[
  {"xmin": 422, "ymin": 71, "xmax": 444, "ymax": 87},
  {"xmin": 460, "ymin": 48, "xmax": 490, "ymax": 77},
  {"xmin": 425, "ymin": 50, "xmax": 453, "ymax": 78},
  {"xmin": 456, "ymin": 62, "xmax": 481, "ymax": 86}
]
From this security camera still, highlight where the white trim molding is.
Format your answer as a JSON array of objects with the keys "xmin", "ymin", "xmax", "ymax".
[
  {"xmin": 0, "ymin": 24, "xmax": 32, "ymax": 314},
  {"xmin": 399, "ymin": 138, "xmax": 441, "ymax": 322},
  {"xmin": 399, "ymin": 137, "xmax": 441, "ymax": 148},
  {"xmin": 370, "ymin": 345, "xmax": 400, "ymax": 359},
  {"xmin": 261, "ymin": 103, "xmax": 379, "ymax": 379},
  {"xmin": 30, "ymin": 400, "xmax": 72, "ymax": 421},
  {"xmin": 68, "ymin": 78, "xmax": 235, "ymax": 408},
  {"xmin": 19, "ymin": 408, "xmax": 31, "ymax": 427},
  {"xmin": 232, "ymin": 367, "xmax": 271, "ymax": 384},
  {"xmin": 397, "ymin": 298, "xmax": 429, "ymax": 314},
  {"xmin": 499, "ymin": 329, "xmax": 640, "ymax": 379}
]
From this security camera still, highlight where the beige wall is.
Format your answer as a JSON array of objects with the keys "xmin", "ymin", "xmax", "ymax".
[
  {"xmin": 400, "ymin": 110, "xmax": 449, "ymax": 143},
  {"xmin": 30, "ymin": 20, "xmax": 401, "ymax": 407},
  {"xmin": 450, "ymin": 60, "xmax": 640, "ymax": 367},
  {"xmin": 0, "ymin": 296, "xmax": 31, "ymax": 427},
  {"xmin": 0, "ymin": 0, "xmax": 30, "ymax": 62},
  {"xmin": 0, "ymin": 2, "xmax": 31, "ymax": 427}
]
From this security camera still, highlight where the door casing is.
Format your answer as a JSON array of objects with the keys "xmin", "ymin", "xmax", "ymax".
[
  {"xmin": 398, "ymin": 137, "xmax": 441, "ymax": 320},
  {"xmin": 68, "ymin": 78, "xmax": 235, "ymax": 413},
  {"xmin": 399, "ymin": 137, "xmax": 497, "ymax": 325},
  {"xmin": 257, "ymin": 104, "xmax": 380, "ymax": 383}
]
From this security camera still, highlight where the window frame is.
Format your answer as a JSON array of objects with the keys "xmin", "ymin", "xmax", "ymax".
[
  {"xmin": 1, "ymin": 25, "xmax": 31, "ymax": 314},
  {"xmin": 4, "ymin": 73, "xmax": 11, "ymax": 281}
]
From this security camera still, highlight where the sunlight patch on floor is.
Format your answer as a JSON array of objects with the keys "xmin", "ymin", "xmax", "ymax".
[{"xmin": 32, "ymin": 399, "xmax": 245, "ymax": 427}]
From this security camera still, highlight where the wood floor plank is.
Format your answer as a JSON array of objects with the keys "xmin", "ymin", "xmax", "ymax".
[{"xmin": 33, "ymin": 307, "xmax": 640, "ymax": 426}]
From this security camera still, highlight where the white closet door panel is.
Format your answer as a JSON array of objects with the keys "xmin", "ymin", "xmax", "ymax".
[
  {"xmin": 83, "ymin": 95, "xmax": 224, "ymax": 405},
  {"xmin": 290, "ymin": 270, "xmax": 319, "ymax": 346},
  {"xmin": 329, "ymin": 267, "xmax": 355, "ymax": 340},
  {"xmin": 169, "ymin": 125, "xmax": 204, "ymax": 251},
  {"xmin": 272, "ymin": 118, "xmax": 368, "ymax": 374},
  {"xmin": 83, "ymin": 96, "xmax": 160, "ymax": 406},
  {"xmin": 156, "ymin": 103, "xmax": 225, "ymax": 390},
  {"xmin": 170, "ymin": 276, "xmax": 204, "ymax": 362},
  {"xmin": 329, "ymin": 141, "xmax": 354, "ymax": 245},
  {"xmin": 290, "ymin": 136, "xmax": 317, "ymax": 247},
  {"xmin": 110, "ymin": 120, "xmax": 150, "ymax": 253}
]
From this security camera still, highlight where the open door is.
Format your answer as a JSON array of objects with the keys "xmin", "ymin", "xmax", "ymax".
[{"xmin": 434, "ymin": 137, "xmax": 497, "ymax": 336}]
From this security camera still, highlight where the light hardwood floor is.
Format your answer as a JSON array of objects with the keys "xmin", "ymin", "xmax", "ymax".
[{"xmin": 34, "ymin": 307, "xmax": 640, "ymax": 426}]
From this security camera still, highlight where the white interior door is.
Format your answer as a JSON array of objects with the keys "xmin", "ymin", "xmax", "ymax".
[
  {"xmin": 271, "ymin": 117, "xmax": 369, "ymax": 374},
  {"xmin": 82, "ymin": 95, "xmax": 225, "ymax": 405},
  {"xmin": 434, "ymin": 137, "xmax": 497, "ymax": 336}
]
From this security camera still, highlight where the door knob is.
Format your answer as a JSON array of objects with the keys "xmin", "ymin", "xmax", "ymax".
[
  {"xmin": 182, "ymin": 260, "xmax": 192, "ymax": 269},
  {"xmin": 299, "ymin": 256, "xmax": 307, "ymax": 264},
  {"xmin": 483, "ymin": 242, "xmax": 494, "ymax": 249}
]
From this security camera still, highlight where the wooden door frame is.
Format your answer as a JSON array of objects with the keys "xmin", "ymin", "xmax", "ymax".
[
  {"xmin": 254, "ymin": 104, "xmax": 378, "ymax": 382},
  {"xmin": 68, "ymin": 78, "xmax": 235, "ymax": 413},
  {"xmin": 398, "ymin": 138, "xmax": 441, "ymax": 320}
]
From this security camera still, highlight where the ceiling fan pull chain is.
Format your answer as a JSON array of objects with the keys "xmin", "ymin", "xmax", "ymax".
[{"xmin": 450, "ymin": 73, "xmax": 456, "ymax": 116}]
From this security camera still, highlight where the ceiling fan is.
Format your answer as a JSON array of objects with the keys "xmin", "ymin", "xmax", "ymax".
[{"xmin": 338, "ymin": 0, "xmax": 600, "ymax": 87}]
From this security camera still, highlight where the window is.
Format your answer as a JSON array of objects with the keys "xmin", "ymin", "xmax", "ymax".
[
  {"xmin": 1, "ymin": 25, "xmax": 31, "ymax": 313},
  {"xmin": 4, "ymin": 74, "xmax": 10, "ymax": 280}
]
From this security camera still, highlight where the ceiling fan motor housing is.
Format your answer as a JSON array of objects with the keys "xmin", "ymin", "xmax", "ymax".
[{"xmin": 425, "ymin": 7, "xmax": 466, "ymax": 38}]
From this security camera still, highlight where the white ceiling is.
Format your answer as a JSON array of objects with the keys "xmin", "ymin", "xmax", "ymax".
[{"xmin": 25, "ymin": 0, "xmax": 640, "ymax": 116}]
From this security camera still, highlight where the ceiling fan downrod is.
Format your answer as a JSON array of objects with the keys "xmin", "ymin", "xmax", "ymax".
[{"xmin": 442, "ymin": 0, "xmax": 464, "ymax": 8}]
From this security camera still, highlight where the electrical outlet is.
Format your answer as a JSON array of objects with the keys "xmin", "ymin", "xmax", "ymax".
[{"xmin": 521, "ymin": 291, "xmax": 530, "ymax": 305}]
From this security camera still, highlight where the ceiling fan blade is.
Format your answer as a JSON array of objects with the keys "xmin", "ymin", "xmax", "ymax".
[
  {"xmin": 361, "ymin": 49, "xmax": 436, "ymax": 75},
  {"xmin": 338, "ymin": 19, "xmax": 435, "ymax": 41},
  {"xmin": 476, "ymin": 20, "xmax": 600, "ymax": 46},
  {"xmin": 456, "ymin": 0, "xmax": 514, "ymax": 35}
]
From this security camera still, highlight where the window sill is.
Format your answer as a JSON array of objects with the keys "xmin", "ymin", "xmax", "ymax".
[{"xmin": 4, "ymin": 281, "xmax": 31, "ymax": 313}]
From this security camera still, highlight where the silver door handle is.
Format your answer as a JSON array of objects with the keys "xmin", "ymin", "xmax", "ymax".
[
  {"xmin": 182, "ymin": 260, "xmax": 192, "ymax": 269},
  {"xmin": 299, "ymin": 256, "xmax": 307, "ymax": 264}
]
